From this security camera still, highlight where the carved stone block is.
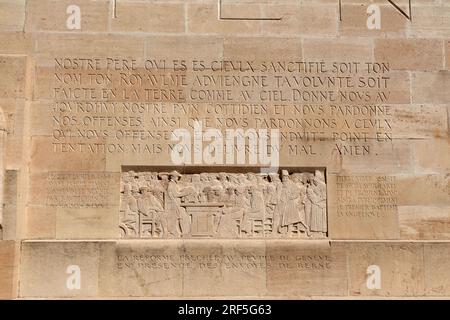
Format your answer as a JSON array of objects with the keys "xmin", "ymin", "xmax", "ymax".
[{"xmin": 119, "ymin": 170, "xmax": 327, "ymax": 239}]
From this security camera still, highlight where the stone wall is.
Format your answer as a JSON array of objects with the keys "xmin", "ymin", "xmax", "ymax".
[{"xmin": 0, "ymin": 0, "xmax": 449, "ymax": 299}]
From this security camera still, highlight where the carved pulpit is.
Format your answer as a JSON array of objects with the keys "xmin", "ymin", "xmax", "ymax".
[{"xmin": 182, "ymin": 203, "xmax": 224, "ymax": 237}]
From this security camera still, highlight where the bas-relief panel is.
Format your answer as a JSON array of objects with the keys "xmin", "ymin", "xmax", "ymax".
[{"xmin": 120, "ymin": 170, "xmax": 327, "ymax": 239}]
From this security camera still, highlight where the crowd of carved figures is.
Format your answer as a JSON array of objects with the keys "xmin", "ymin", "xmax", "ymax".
[{"xmin": 119, "ymin": 170, "xmax": 327, "ymax": 239}]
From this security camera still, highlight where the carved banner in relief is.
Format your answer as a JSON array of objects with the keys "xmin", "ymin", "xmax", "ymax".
[{"xmin": 120, "ymin": 170, "xmax": 327, "ymax": 239}]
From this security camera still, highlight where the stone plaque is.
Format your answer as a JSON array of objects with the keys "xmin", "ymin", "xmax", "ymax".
[{"xmin": 0, "ymin": 0, "xmax": 449, "ymax": 299}]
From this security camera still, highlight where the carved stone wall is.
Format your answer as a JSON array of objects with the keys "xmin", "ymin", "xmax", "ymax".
[
  {"xmin": 0, "ymin": 0, "xmax": 449, "ymax": 299},
  {"xmin": 120, "ymin": 170, "xmax": 327, "ymax": 239}
]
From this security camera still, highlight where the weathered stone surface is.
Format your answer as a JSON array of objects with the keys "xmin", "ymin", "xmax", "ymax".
[
  {"xmin": 188, "ymin": 3, "xmax": 261, "ymax": 35},
  {"xmin": 424, "ymin": 243, "xmax": 450, "ymax": 296},
  {"xmin": 223, "ymin": 37, "xmax": 302, "ymax": 61},
  {"xmin": 0, "ymin": 241, "xmax": 17, "ymax": 299},
  {"xmin": 303, "ymin": 38, "xmax": 372, "ymax": 62},
  {"xmin": 409, "ymin": 6, "xmax": 450, "ymax": 38},
  {"xmin": 413, "ymin": 139, "xmax": 450, "ymax": 174},
  {"xmin": 25, "ymin": 206, "xmax": 56, "ymax": 239},
  {"xmin": 0, "ymin": 0, "xmax": 25, "ymax": 32},
  {"xmin": 147, "ymin": 36, "xmax": 223, "ymax": 62},
  {"xmin": 111, "ymin": 2, "xmax": 185, "ymax": 33},
  {"xmin": 396, "ymin": 175, "xmax": 450, "ymax": 206},
  {"xmin": 391, "ymin": 105, "xmax": 448, "ymax": 140},
  {"xmin": 266, "ymin": 241, "xmax": 347, "ymax": 297},
  {"xmin": 0, "ymin": 32, "xmax": 31, "ymax": 54},
  {"xmin": 412, "ymin": 71, "xmax": 450, "ymax": 104},
  {"xmin": 0, "ymin": 55, "xmax": 26, "ymax": 98},
  {"xmin": 399, "ymin": 206, "xmax": 450, "ymax": 240},
  {"xmin": 34, "ymin": 34, "xmax": 145, "ymax": 56},
  {"xmin": 374, "ymin": 39, "xmax": 443, "ymax": 71},
  {"xmin": 446, "ymin": 40, "xmax": 450, "ymax": 70},
  {"xmin": 261, "ymin": 4, "xmax": 338, "ymax": 36},
  {"xmin": 2, "ymin": 170, "xmax": 17, "ymax": 240},
  {"xmin": 2, "ymin": 99, "xmax": 26, "ymax": 169},
  {"xmin": 0, "ymin": 0, "xmax": 448, "ymax": 300}
]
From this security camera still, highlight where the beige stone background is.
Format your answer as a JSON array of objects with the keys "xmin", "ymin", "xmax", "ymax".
[{"xmin": 0, "ymin": 0, "xmax": 449, "ymax": 299}]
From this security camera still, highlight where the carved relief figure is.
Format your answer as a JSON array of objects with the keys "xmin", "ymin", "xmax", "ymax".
[
  {"xmin": 119, "ymin": 169, "xmax": 327, "ymax": 239},
  {"xmin": 138, "ymin": 186, "xmax": 165, "ymax": 237},
  {"xmin": 240, "ymin": 184, "xmax": 266, "ymax": 236},
  {"xmin": 219, "ymin": 186, "xmax": 246, "ymax": 237},
  {"xmin": 307, "ymin": 170, "xmax": 328, "ymax": 236},
  {"xmin": 267, "ymin": 172, "xmax": 283, "ymax": 235},
  {"xmin": 279, "ymin": 170, "xmax": 308, "ymax": 235},
  {"xmin": 119, "ymin": 183, "xmax": 139, "ymax": 237},
  {"xmin": 166, "ymin": 171, "xmax": 195, "ymax": 237}
]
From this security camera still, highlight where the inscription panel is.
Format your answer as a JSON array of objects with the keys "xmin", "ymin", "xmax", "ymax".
[
  {"xmin": 98, "ymin": 240, "xmax": 347, "ymax": 297},
  {"xmin": 39, "ymin": 172, "xmax": 119, "ymax": 208},
  {"xmin": 328, "ymin": 174, "xmax": 399, "ymax": 239},
  {"xmin": 336, "ymin": 175, "xmax": 397, "ymax": 219},
  {"xmin": 47, "ymin": 57, "xmax": 395, "ymax": 164}
]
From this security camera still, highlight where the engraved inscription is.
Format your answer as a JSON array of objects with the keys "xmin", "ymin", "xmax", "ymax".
[
  {"xmin": 116, "ymin": 253, "xmax": 332, "ymax": 271},
  {"xmin": 120, "ymin": 170, "xmax": 327, "ymax": 239},
  {"xmin": 336, "ymin": 175, "xmax": 397, "ymax": 219},
  {"xmin": 51, "ymin": 58, "xmax": 394, "ymax": 159},
  {"xmin": 46, "ymin": 172, "xmax": 118, "ymax": 208}
]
